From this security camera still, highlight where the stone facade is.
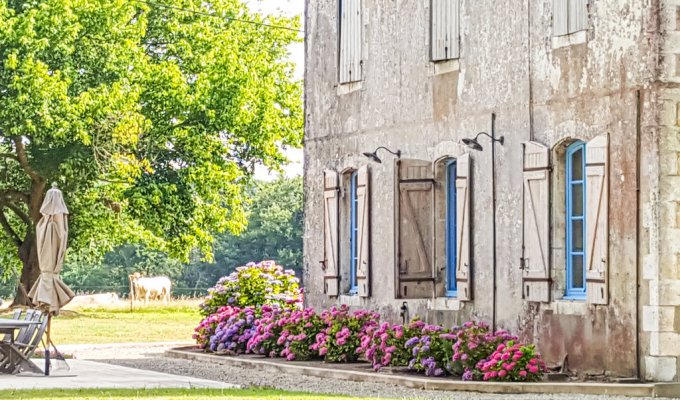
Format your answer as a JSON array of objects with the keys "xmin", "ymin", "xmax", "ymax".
[{"xmin": 303, "ymin": 0, "xmax": 680, "ymax": 381}]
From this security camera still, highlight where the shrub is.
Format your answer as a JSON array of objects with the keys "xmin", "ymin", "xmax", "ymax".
[
  {"xmin": 405, "ymin": 321, "xmax": 456, "ymax": 377},
  {"xmin": 358, "ymin": 321, "xmax": 421, "ymax": 371},
  {"xmin": 450, "ymin": 321, "xmax": 517, "ymax": 379},
  {"xmin": 278, "ymin": 308, "xmax": 325, "ymax": 361},
  {"xmin": 206, "ymin": 306, "xmax": 258, "ymax": 354},
  {"xmin": 477, "ymin": 340, "xmax": 546, "ymax": 382},
  {"xmin": 193, "ymin": 305, "xmax": 242, "ymax": 350},
  {"xmin": 247, "ymin": 305, "xmax": 287, "ymax": 356},
  {"xmin": 314, "ymin": 306, "xmax": 380, "ymax": 363},
  {"xmin": 200, "ymin": 261, "xmax": 303, "ymax": 316}
]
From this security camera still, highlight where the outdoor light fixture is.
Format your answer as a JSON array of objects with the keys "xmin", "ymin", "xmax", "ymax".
[
  {"xmin": 462, "ymin": 113, "xmax": 504, "ymax": 332},
  {"xmin": 362, "ymin": 146, "xmax": 401, "ymax": 163},
  {"xmin": 462, "ymin": 132, "xmax": 504, "ymax": 152}
]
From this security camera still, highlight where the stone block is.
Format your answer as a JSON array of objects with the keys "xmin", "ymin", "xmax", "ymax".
[
  {"xmin": 659, "ymin": 280, "xmax": 680, "ymax": 305},
  {"xmin": 657, "ymin": 333, "xmax": 680, "ymax": 356},
  {"xmin": 643, "ymin": 306, "xmax": 678, "ymax": 332},
  {"xmin": 659, "ymin": 253, "xmax": 680, "ymax": 280},
  {"xmin": 660, "ymin": 176, "xmax": 680, "ymax": 201},
  {"xmin": 662, "ymin": 152, "xmax": 680, "ymax": 175},
  {"xmin": 645, "ymin": 356, "xmax": 678, "ymax": 382}
]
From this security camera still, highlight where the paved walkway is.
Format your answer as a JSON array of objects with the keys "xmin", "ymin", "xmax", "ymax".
[{"xmin": 0, "ymin": 359, "xmax": 237, "ymax": 390}]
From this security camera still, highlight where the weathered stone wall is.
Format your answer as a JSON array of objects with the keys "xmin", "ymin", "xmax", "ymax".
[{"xmin": 304, "ymin": 0, "xmax": 661, "ymax": 379}]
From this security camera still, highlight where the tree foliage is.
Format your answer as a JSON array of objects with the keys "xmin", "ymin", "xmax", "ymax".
[
  {"xmin": 56, "ymin": 176, "xmax": 303, "ymax": 298},
  {"xmin": 0, "ymin": 0, "xmax": 302, "ymax": 301}
]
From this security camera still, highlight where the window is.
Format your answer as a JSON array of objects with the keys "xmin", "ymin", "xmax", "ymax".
[
  {"xmin": 339, "ymin": 0, "xmax": 362, "ymax": 83},
  {"xmin": 565, "ymin": 141, "xmax": 586, "ymax": 299},
  {"xmin": 348, "ymin": 171, "xmax": 359, "ymax": 294},
  {"xmin": 553, "ymin": 0, "xmax": 587, "ymax": 36},
  {"xmin": 431, "ymin": 0, "xmax": 460, "ymax": 61},
  {"xmin": 445, "ymin": 160, "xmax": 457, "ymax": 296}
]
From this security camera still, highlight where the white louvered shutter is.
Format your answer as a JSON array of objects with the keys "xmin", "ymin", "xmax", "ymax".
[
  {"xmin": 431, "ymin": 0, "xmax": 460, "ymax": 61},
  {"xmin": 356, "ymin": 166, "xmax": 371, "ymax": 297},
  {"xmin": 339, "ymin": 0, "xmax": 362, "ymax": 83},
  {"xmin": 553, "ymin": 0, "xmax": 568, "ymax": 36},
  {"xmin": 323, "ymin": 170, "xmax": 340, "ymax": 296},
  {"xmin": 522, "ymin": 142, "xmax": 551, "ymax": 303},
  {"xmin": 585, "ymin": 134, "xmax": 608, "ymax": 305},
  {"xmin": 455, "ymin": 153, "xmax": 472, "ymax": 301},
  {"xmin": 568, "ymin": 0, "xmax": 588, "ymax": 33}
]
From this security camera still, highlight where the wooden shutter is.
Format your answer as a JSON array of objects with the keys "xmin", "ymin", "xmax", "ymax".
[
  {"xmin": 397, "ymin": 159, "xmax": 435, "ymax": 298},
  {"xmin": 339, "ymin": 0, "xmax": 362, "ymax": 83},
  {"xmin": 553, "ymin": 0, "xmax": 568, "ymax": 36},
  {"xmin": 568, "ymin": 0, "xmax": 588, "ymax": 33},
  {"xmin": 356, "ymin": 166, "xmax": 371, "ymax": 297},
  {"xmin": 455, "ymin": 154, "xmax": 472, "ymax": 301},
  {"xmin": 522, "ymin": 142, "xmax": 551, "ymax": 303},
  {"xmin": 585, "ymin": 134, "xmax": 608, "ymax": 305},
  {"xmin": 323, "ymin": 170, "xmax": 340, "ymax": 296},
  {"xmin": 431, "ymin": 0, "xmax": 460, "ymax": 61}
]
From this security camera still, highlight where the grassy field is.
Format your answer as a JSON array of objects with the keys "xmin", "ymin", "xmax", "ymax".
[
  {"xmin": 2, "ymin": 300, "xmax": 202, "ymax": 345},
  {"xmin": 0, "ymin": 388, "xmax": 370, "ymax": 400}
]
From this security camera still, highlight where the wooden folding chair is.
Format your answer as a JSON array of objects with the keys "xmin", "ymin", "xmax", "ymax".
[{"xmin": 0, "ymin": 310, "xmax": 45, "ymax": 374}]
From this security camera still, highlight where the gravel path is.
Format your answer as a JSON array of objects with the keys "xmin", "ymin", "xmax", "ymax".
[{"xmin": 66, "ymin": 343, "xmax": 665, "ymax": 400}]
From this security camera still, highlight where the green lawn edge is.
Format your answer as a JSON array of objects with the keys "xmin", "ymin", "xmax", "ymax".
[{"xmin": 0, "ymin": 388, "xmax": 366, "ymax": 400}]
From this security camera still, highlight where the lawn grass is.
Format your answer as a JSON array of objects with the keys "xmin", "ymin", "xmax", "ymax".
[
  {"xmin": 2, "ymin": 300, "xmax": 203, "ymax": 345},
  {"xmin": 0, "ymin": 388, "xmax": 367, "ymax": 400}
]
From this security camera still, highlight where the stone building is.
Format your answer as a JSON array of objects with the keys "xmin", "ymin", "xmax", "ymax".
[{"xmin": 303, "ymin": 0, "xmax": 680, "ymax": 381}]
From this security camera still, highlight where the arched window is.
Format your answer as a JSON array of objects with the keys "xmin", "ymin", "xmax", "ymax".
[
  {"xmin": 348, "ymin": 170, "xmax": 359, "ymax": 294},
  {"xmin": 565, "ymin": 141, "xmax": 586, "ymax": 299},
  {"xmin": 445, "ymin": 160, "xmax": 457, "ymax": 296}
]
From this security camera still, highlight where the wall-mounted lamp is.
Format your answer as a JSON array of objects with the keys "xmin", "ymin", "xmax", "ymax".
[
  {"xmin": 362, "ymin": 146, "xmax": 401, "ymax": 164},
  {"xmin": 462, "ymin": 132, "xmax": 504, "ymax": 152}
]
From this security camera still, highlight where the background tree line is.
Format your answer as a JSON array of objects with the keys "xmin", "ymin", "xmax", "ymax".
[{"xmin": 0, "ymin": 176, "xmax": 303, "ymax": 298}]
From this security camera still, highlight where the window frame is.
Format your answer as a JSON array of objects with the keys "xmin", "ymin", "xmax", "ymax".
[
  {"xmin": 348, "ymin": 170, "xmax": 359, "ymax": 294},
  {"xmin": 565, "ymin": 141, "xmax": 587, "ymax": 300},
  {"xmin": 445, "ymin": 159, "xmax": 458, "ymax": 297}
]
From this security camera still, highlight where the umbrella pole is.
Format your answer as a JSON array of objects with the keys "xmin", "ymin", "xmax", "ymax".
[{"xmin": 45, "ymin": 315, "xmax": 51, "ymax": 376}]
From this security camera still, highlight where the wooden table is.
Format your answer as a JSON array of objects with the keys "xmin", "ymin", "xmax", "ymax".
[{"xmin": 0, "ymin": 320, "xmax": 42, "ymax": 374}]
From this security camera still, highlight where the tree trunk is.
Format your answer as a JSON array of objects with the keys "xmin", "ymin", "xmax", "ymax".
[{"xmin": 12, "ymin": 232, "xmax": 40, "ymax": 307}]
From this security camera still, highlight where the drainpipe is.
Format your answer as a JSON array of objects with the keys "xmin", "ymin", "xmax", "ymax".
[
  {"xmin": 635, "ymin": 89, "xmax": 642, "ymax": 380},
  {"xmin": 491, "ymin": 113, "xmax": 498, "ymax": 333}
]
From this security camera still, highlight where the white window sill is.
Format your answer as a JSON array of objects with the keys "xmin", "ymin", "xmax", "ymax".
[
  {"xmin": 338, "ymin": 294, "xmax": 363, "ymax": 306},
  {"xmin": 427, "ymin": 297, "xmax": 464, "ymax": 311},
  {"xmin": 549, "ymin": 299, "xmax": 589, "ymax": 316},
  {"xmin": 552, "ymin": 30, "xmax": 587, "ymax": 50},
  {"xmin": 431, "ymin": 59, "xmax": 460, "ymax": 76},
  {"xmin": 337, "ymin": 80, "xmax": 363, "ymax": 96}
]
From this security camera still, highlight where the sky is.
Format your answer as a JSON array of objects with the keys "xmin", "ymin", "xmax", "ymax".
[{"xmin": 248, "ymin": 0, "xmax": 305, "ymax": 181}]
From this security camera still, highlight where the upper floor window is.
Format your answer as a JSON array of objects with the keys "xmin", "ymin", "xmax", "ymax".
[
  {"xmin": 553, "ymin": 0, "xmax": 588, "ymax": 36},
  {"xmin": 348, "ymin": 171, "xmax": 359, "ymax": 294},
  {"xmin": 565, "ymin": 141, "xmax": 586, "ymax": 299},
  {"xmin": 431, "ymin": 0, "xmax": 460, "ymax": 61},
  {"xmin": 339, "ymin": 0, "xmax": 362, "ymax": 83},
  {"xmin": 445, "ymin": 160, "xmax": 457, "ymax": 296}
]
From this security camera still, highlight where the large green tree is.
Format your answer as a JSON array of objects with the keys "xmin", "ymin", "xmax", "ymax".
[{"xmin": 0, "ymin": 0, "xmax": 302, "ymax": 304}]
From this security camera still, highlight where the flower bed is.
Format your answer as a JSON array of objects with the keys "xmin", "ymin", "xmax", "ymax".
[{"xmin": 196, "ymin": 264, "xmax": 546, "ymax": 382}]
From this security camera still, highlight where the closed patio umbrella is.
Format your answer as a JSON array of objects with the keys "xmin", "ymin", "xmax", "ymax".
[{"xmin": 27, "ymin": 183, "xmax": 74, "ymax": 375}]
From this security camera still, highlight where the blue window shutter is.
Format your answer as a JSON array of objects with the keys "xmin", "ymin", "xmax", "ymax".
[
  {"xmin": 445, "ymin": 160, "xmax": 458, "ymax": 296},
  {"xmin": 522, "ymin": 142, "xmax": 551, "ymax": 302},
  {"xmin": 323, "ymin": 170, "xmax": 340, "ymax": 297},
  {"xmin": 585, "ymin": 134, "xmax": 609, "ymax": 305},
  {"xmin": 565, "ymin": 142, "xmax": 586, "ymax": 299},
  {"xmin": 356, "ymin": 166, "xmax": 371, "ymax": 297}
]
